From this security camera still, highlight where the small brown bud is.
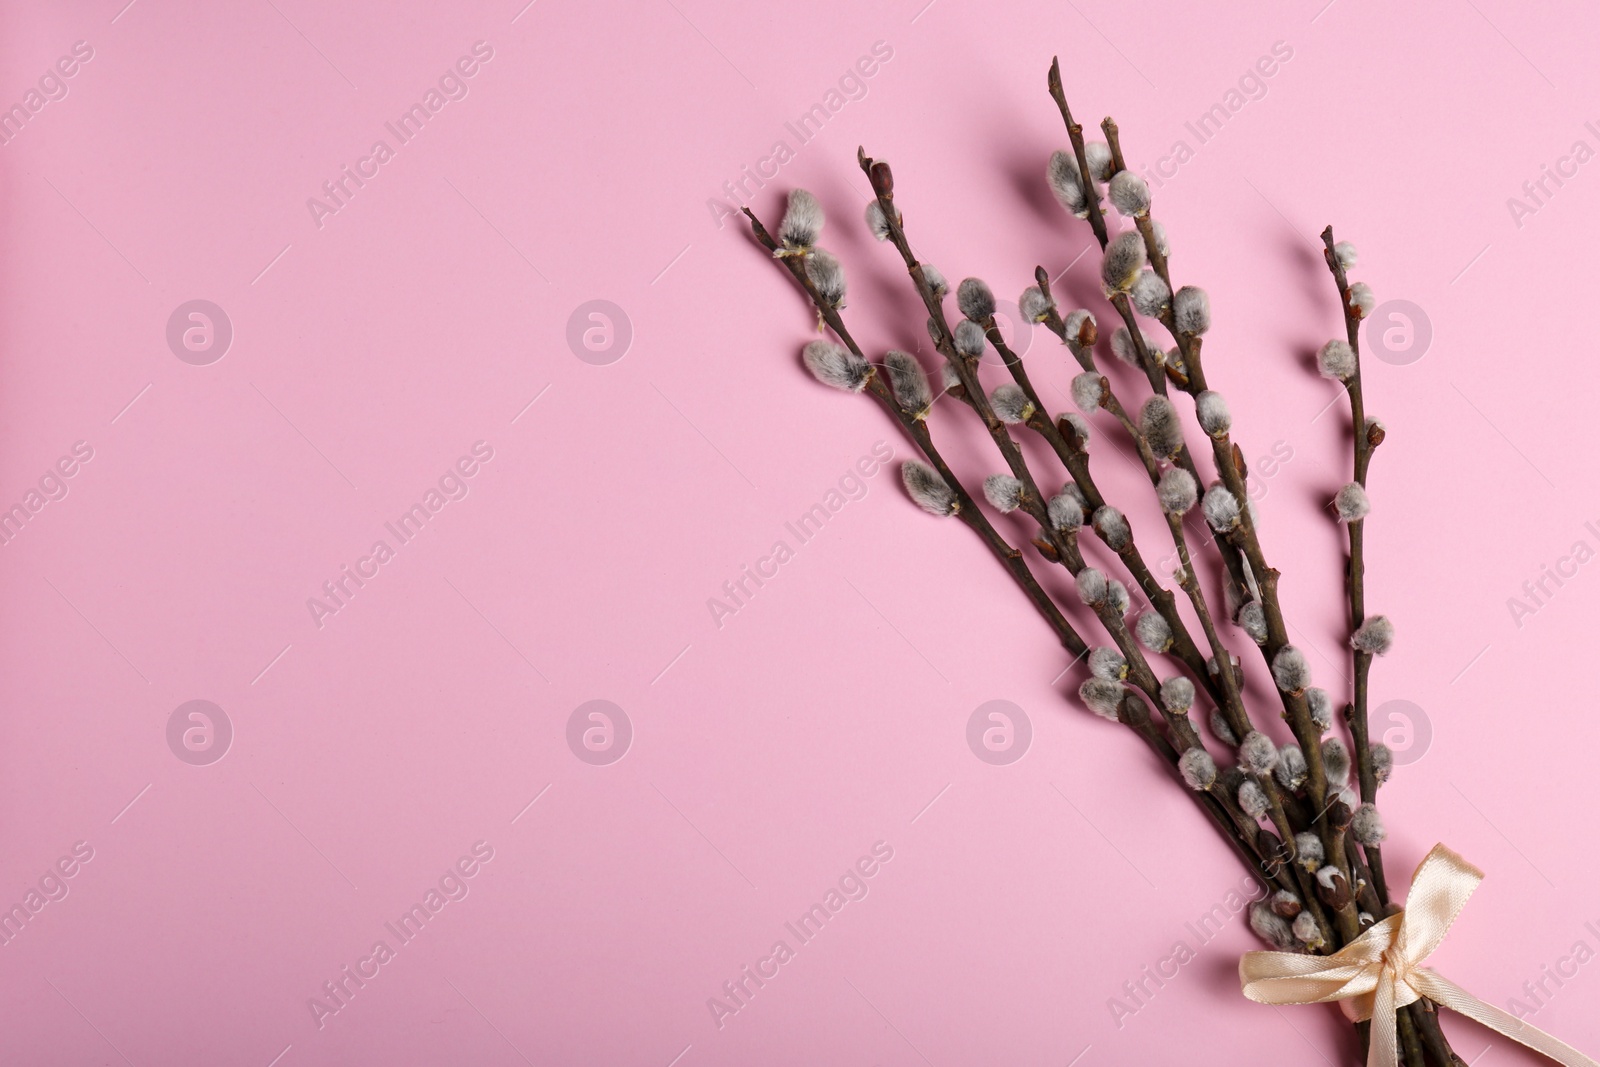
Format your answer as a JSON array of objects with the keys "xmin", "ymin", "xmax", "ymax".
[
  {"xmin": 1327, "ymin": 795, "xmax": 1354, "ymax": 833},
  {"xmin": 1232, "ymin": 443, "xmax": 1248, "ymax": 482},
  {"xmin": 869, "ymin": 162, "xmax": 893, "ymax": 198},
  {"xmin": 1117, "ymin": 693, "xmax": 1149, "ymax": 728},
  {"xmin": 1367, "ymin": 421, "xmax": 1386, "ymax": 448},
  {"xmin": 1031, "ymin": 536, "xmax": 1060, "ymax": 562},
  {"xmin": 1057, "ymin": 415, "xmax": 1089, "ymax": 451},
  {"xmin": 1270, "ymin": 889, "xmax": 1303, "ymax": 918},
  {"xmin": 1315, "ymin": 866, "xmax": 1352, "ymax": 910},
  {"xmin": 1075, "ymin": 315, "xmax": 1097, "ymax": 348}
]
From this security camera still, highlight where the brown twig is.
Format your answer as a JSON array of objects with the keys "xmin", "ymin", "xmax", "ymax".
[
  {"xmin": 977, "ymin": 307, "xmax": 1223, "ymax": 705},
  {"xmin": 743, "ymin": 208, "xmax": 1088, "ymax": 658},
  {"xmin": 855, "ymin": 151, "xmax": 1176, "ymax": 711},
  {"xmin": 1319, "ymin": 224, "xmax": 1389, "ymax": 904}
]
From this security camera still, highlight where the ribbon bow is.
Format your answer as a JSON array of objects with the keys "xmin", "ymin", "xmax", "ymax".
[{"xmin": 1240, "ymin": 844, "xmax": 1599, "ymax": 1067}]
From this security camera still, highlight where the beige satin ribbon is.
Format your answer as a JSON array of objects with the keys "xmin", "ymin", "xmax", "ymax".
[{"xmin": 1240, "ymin": 844, "xmax": 1600, "ymax": 1067}]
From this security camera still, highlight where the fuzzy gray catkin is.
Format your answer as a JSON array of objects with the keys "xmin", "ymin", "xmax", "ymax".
[
  {"xmin": 1238, "ymin": 601, "xmax": 1268, "ymax": 645},
  {"xmin": 1050, "ymin": 490, "xmax": 1086, "ymax": 532},
  {"xmin": 779, "ymin": 188, "xmax": 823, "ymax": 249},
  {"xmin": 958, "ymin": 277, "xmax": 996, "ymax": 322},
  {"xmin": 1250, "ymin": 903, "xmax": 1297, "ymax": 950},
  {"xmin": 1160, "ymin": 676, "xmax": 1195, "ymax": 712},
  {"xmin": 1106, "ymin": 579, "xmax": 1130, "ymax": 616},
  {"xmin": 1109, "ymin": 171, "xmax": 1151, "ymax": 217},
  {"xmin": 1334, "ymin": 482, "xmax": 1370, "ymax": 522},
  {"xmin": 901, "ymin": 461, "xmax": 958, "ymax": 516},
  {"xmin": 922, "ymin": 263, "xmax": 949, "ymax": 299},
  {"xmin": 954, "ymin": 319, "xmax": 987, "ymax": 359},
  {"xmin": 1210, "ymin": 709, "xmax": 1237, "ymax": 746},
  {"xmin": 1202, "ymin": 483, "xmax": 1241, "ymax": 531},
  {"xmin": 1351, "ymin": 615, "xmax": 1395, "ymax": 655},
  {"xmin": 983, "ymin": 474, "xmax": 1024, "ymax": 513},
  {"xmin": 1275, "ymin": 744, "xmax": 1308, "ymax": 790},
  {"xmin": 1240, "ymin": 731, "xmax": 1279, "ymax": 775},
  {"xmin": 1061, "ymin": 308, "xmax": 1095, "ymax": 346},
  {"xmin": 1140, "ymin": 396, "xmax": 1184, "ymax": 458},
  {"xmin": 802, "ymin": 340, "xmax": 871, "ymax": 392},
  {"xmin": 1019, "ymin": 285, "xmax": 1054, "ymax": 323},
  {"xmin": 989, "ymin": 383, "xmax": 1034, "ymax": 424},
  {"xmin": 940, "ymin": 360, "xmax": 961, "ymax": 393},
  {"xmin": 1135, "ymin": 611, "xmax": 1173, "ymax": 652},
  {"xmin": 1306, "ymin": 687, "xmax": 1333, "ymax": 732},
  {"xmin": 1131, "ymin": 271, "xmax": 1171, "ymax": 317},
  {"xmin": 1101, "ymin": 231, "xmax": 1147, "ymax": 292},
  {"xmin": 1295, "ymin": 832, "xmax": 1325, "ymax": 871},
  {"xmin": 1272, "ymin": 646, "xmax": 1311, "ymax": 693},
  {"xmin": 884, "ymin": 350, "xmax": 931, "ymax": 415},
  {"xmin": 1351, "ymin": 803, "xmax": 1386, "ymax": 846},
  {"xmin": 805, "ymin": 249, "xmax": 846, "ymax": 307},
  {"xmin": 1238, "ymin": 779, "xmax": 1269, "ymax": 820},
  {"xmin": 1071, "ymin": 372, "xmax": 1106, "ymax": 414},
  {"xmin": 1079, "ymin": 677, "xmax": 1124, "ymax": 719},
  {"xmin": 1196, "ymin": 390, "xmax": 1231, "ymax": 437},
  {"xmin": 1110, "ymin": 327, "xmax": 1148, "ymax": 366},
  {"xmin": 1371, "ymin": 743, "xmax": 1394, "ymax": 784},
  {"xmin": 1349, "ymin": 282, "xmax": 1375, "ymax": 318},
  {"xmin": 1293, "ymin": 912, "xmax": 1324, "ymax": 948},
  {"xmin": 1088, "ymin": 647, "xmax": 1126, "ymax": 681},
  {"xmin": 1322, "ymin": 737, "xmax": 1351, "ymax": 785},
  {"xmin": 864, "ymin": 199, "xmax": 895, "ymax": 241},
  {"xmin": 1076, "ymin": 568, "xmax": 1108, "ymax": 606},
  {"xmin": 1172, "ymin": 286, "xmax": 1211, "ymax": 335},
  {"xmin": 1083, "ymin": 141, "xmax": 1114, "ymax": 182},
  {"xmin": 1318, "ymin": 339, "xmax": 1356, "ymax": 380},
  {"xmin": 1157, "ymin": 468, "xmax": 1197, "ymax": 514},
  {"xmin": 1047, "ymin": 150, "xmax": 1088, "ymax": 216},
  {"xmin": 1180, "ymin": 748, "xmax": 1218, "ymax": 791},
  {"xmin": 1092, "ymin": 506, "xmax": 1131, "ymax": 551}
]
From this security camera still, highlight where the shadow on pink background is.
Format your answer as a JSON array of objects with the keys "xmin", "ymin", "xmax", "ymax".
[{"xmin": 0, "ymin": 0, "xmax": 1597, "ymax": 1063}]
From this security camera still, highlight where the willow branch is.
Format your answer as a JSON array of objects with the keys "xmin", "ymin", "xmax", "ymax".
[
  {"xmin": 1320, "ymin": 224, "xmax": 1390, "ymax": 906},
  {"xmin": 743, "ymin": 208, "xmax": 1088, "ymax": 658}
]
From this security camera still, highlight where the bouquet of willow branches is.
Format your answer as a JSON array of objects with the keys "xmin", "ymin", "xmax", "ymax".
[{"xmin": 743, "ymin": 60, "xmax": 1467, "ymax": 1067}]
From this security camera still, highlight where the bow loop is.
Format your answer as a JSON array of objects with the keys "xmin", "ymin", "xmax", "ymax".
[{"xmin": 1239, "ymin": 845, "xmax": 1599, "ymax": 1067}]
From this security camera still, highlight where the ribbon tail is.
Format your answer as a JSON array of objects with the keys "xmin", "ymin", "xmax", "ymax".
[
  {"xmin": 1412, "ymin": 971, "xmax": 1600, "ymax": 1067},
  {"xmin": 1369, "ymin": 970, "xmax": 1400, "ymax": 1067}
]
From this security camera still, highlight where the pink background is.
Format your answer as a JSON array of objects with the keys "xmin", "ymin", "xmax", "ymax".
[{"xmin": 1, "ymin": 0, "xmax": 1597, "ymax": 1063}]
